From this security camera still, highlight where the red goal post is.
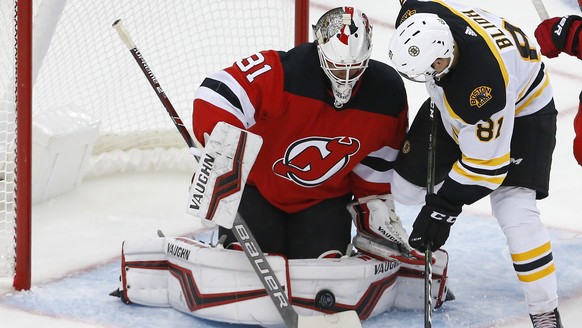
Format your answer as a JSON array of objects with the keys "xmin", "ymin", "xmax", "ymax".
[{"xmin": 1, "ymin": 0, "xmax": 309, "ymax": 291}]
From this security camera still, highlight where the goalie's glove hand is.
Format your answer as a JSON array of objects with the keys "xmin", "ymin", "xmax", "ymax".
[
  {"xmin": 348, "ymin": 194, "xmax": 409, "ymax": 246},
  {"xmin": 534, "ymin": 16, "xmax": 581, "ymax": 58},
  {"xmin": 409, "ymin": 194, "xmax": 461, "ymax": 252}
]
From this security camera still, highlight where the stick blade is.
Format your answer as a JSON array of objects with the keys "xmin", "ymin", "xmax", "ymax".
[{"xmin": 297, "ymin": 310, "xmax": 361, "ymax": 328}]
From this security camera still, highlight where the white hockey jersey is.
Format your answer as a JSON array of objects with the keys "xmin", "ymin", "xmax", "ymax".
[{"xmin": 397, "ymin": 0, "xmax": 553, "ymax": 204}]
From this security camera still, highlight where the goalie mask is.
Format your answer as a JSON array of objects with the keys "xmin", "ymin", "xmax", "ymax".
[
  {"xmin": 388, "ymin": 13, "xmax": 455, "ymax": 83},
  {"xmin": 313, "ymin": 7, "xmax": 373, "ymax": 108}
]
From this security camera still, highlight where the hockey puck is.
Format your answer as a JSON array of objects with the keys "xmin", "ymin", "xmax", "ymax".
[{"xmin": 315, "ymin": 289, "xmax": 335, "ymax": 309}]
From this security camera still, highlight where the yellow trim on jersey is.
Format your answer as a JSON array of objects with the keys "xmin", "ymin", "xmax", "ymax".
[
  {"xmin": 511, "ymin": 242, "xmax": 552, "ymax": 262},
  {"xmin": 462, "ymin": 152, "xmax": 510, "ymax": 168},
  {"xmin": 452, "ymin": 125, "xmax": 460, "ymax": 143},
  {"xmin": 516, "ymin": 263, "xmax": 556, "ymax": 282},
  {"xmin": 515, "ymin": 73, "xmax": 550, "ymax": 115},
  {"xmin": 517, "ymin": 69, "xmax": 538, "ymax": 101},
  {"xmin": 433, "ymin": 0, "xmax": 509, "ymax": 88},
  {"xmin": 452, "ymin": 162, "xmax": 505, "ymax": 184}
]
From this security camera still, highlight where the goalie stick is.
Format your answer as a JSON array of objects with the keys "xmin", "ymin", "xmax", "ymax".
[
  {"xmin": 112, "ymin": 19, "xmax": 361, "ymax": 328},
  {"xmin": 111, "ymin": 19, "xmax": 203, "ymax": 157}
]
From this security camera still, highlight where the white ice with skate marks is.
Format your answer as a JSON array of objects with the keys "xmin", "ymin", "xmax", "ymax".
[{"xmin": 1, "ymin": 0, "xmax": 582, "ymax": 327}]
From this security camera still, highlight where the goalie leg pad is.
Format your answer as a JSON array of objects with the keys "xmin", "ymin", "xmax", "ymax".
[
  {"xmin": 120, "ymin": 236, "xmax": 290, "ymax": 326},
  {"xmin": 120, "ymin": 237, "xmax": 171, "ymax": 307},
  {"xmin": 289, "ymin": 254, "xmax": 401, "ymax": 321},
  {"xmin": 187, "ymin": 121, "xmax": 263, "ymax": 229},
  {"xmin": 392, "ymin": 249, "xmax": 451, "ymax": 310},
  {"xmin": 120, "ymin": 236, "xmax": 414, "ymax": 324}
]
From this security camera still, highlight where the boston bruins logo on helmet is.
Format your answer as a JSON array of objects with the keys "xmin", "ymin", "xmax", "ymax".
[{"xmin": 408, "ymin": 46, "xmax": 420, "ymax": 57}]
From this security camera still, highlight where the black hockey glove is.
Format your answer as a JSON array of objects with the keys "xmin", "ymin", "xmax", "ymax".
[{"xmin": 408, "ymin": 194, "xmax": 462, "ymax": 252}]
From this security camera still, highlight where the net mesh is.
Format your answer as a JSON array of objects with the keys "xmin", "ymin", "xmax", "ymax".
[
  {"xmin": 0, "ymin": 0, "xmax": 297, "ymax": 289},
  {"xmin": 0, "ymin": 0, "xmax": 18, "ymax": 287}
]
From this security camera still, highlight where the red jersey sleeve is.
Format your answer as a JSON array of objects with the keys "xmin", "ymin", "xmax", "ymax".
[
  {"xmin": 349, "ymin": 100, "xmax": 409, "ymax": 199},
  {"xmin": 192, "ymin": 50, "xmax": 284, "ymax": 145}
]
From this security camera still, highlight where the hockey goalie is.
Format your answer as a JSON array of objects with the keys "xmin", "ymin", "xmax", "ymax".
[
  {"xmin": 111, "ymin": 122, "xmax": 454, "ymax": 327},
  {"xmin": 112, "ymin": 6, "xmax": 454, "ymax": 326}
]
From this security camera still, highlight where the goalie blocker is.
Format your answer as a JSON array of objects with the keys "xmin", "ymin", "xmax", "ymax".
[
  {"xmin": 187, "ymin": 121, "xmax": 262, "ymax": 229},
  {"xmin": 112, "ymin": 235, "xmax": 452, "ymax": 326}
]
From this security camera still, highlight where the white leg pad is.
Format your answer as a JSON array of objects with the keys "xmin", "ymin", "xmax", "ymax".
[
  {"xmin": 392, "ymin": 249, "xmax": 451, "ymax": 310},
  {"xmin": 118, "ymin": 236, "xmax": 452, "ymax": 325}
]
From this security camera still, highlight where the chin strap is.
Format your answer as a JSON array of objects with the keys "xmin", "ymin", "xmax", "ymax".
[{"xmin": 332, "ymin": 83, "xmax": 353, "ymax": 108}]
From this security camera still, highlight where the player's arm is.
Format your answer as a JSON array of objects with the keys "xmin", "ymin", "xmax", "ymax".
[
  {"xmin": 192, "ymin": 50, "xmax": 283, "ymax": 145},
  {"xmin": 574, "ymin": 92, "xmax": 582, "ymax": 166},
  {"xmin": 349, "ymin": 146, "xmax": 397, "ymax": 197},
  {"xmin": 348, "ymin": 108, "xmax": 410, "ymax": 249},
  {"xmin": 437, "ymin": 109, "xmax": 512, "ymax": 206},
  {"xmin": 350, "ymin": 97, "xmax": 409, "ymax": 198},
  {"xmin": 407, "ymin": 122, "xmax": 511, "ymax": 252}
]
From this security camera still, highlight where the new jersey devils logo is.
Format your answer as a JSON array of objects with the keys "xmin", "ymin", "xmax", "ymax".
[{"xmin": 273, "ymin": 136, "xmax": 360, "ymax": 187}]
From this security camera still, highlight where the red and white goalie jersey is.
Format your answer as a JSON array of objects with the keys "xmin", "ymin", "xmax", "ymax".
[{"xmin": 193, "ymin": 42, "xmax": 408, "ymax": 213}]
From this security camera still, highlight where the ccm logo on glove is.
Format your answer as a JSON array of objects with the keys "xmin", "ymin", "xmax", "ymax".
[
  {"xmin": 430, "ymin": 210, "xmax": 457, "ymax": 224},
  {"xmin": 408, "ymin": 194, "xmax": 463, "ymax": 252}
]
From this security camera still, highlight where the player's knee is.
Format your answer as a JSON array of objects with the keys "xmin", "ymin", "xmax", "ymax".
[
  {"xmin": 491, "ymin": 187, "xmax": 539, "ymax": 221},
  {"xmin": 491, "ymin": 187, "xmax": 547, "ymax": 242}
]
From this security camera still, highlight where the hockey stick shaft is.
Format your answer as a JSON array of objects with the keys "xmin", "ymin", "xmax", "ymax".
[
  {"xmin": 233, "ymin": 213, "xmax": 359, "ymax": 327},
  {"xmin": 112, "ymin": 19, "xmax": 202, "ymax": 153},
  {"xmin": 394, "ymin": 1, "xmax": 433, "ymax": 325},
  {"xmin": 233, "ymin": 210, "xmax": 362, "ymax": 328},
  {"xmin": 531, "ymin": 0, "xmax": 550, "ymax": 20},
  {"xmin": 424, "ymin": 101, "xmax": 438, "ymax": 328},
  {"xmin": 113, "ymin": 19, "xmax": 360, "ymax": 328},
  {"xmin": 232, "ymin": 213, "xmax": 299, "ymax": 327}
]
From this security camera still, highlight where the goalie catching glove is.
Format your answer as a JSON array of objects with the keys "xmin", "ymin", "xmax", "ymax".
[{"xmin": 348, "ymin": 194, "xmax": 410, "ymax": 253}]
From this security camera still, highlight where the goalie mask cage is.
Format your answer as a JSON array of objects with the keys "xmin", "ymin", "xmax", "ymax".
[{"xmin": 1, "ymin": 0, "xmax": 309, "ymax": 291}]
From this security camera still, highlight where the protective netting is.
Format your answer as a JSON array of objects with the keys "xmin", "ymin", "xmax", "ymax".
[
  {"xmin": 33, "ymin": 0, "xmax": 296, "ymax": 175},
  {"xmin": 0, "ymin": 0, "xmax": 18, "ymax": 287},
  {"xmin": 0, "ymin": 0, "xmax": 297, "ymax": 289}
]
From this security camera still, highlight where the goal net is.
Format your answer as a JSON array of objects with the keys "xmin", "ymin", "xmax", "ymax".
[{"xmin": 1, "ymin": 0, "xmax": 307, "ymax": 291}]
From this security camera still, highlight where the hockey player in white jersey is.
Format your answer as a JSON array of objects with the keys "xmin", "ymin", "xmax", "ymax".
[{"xmin": 388, "ymin": 1, "xmax": 562, "ymax": 327}]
